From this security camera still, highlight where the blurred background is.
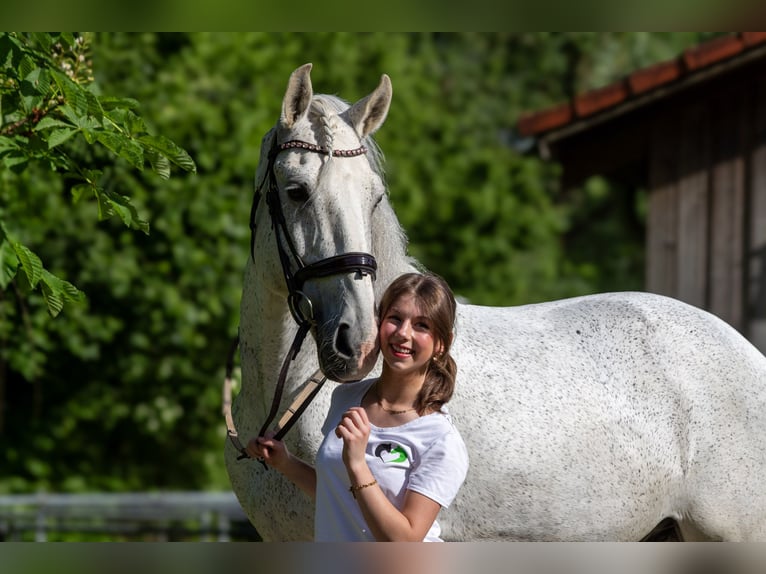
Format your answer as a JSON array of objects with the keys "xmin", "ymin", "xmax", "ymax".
[{"xmin": 0, "ymin": 32, "xmax": 723, "ymax": 540}]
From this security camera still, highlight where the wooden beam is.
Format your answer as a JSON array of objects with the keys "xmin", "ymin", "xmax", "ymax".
[
  {"xmin": 646, "ymin": 111, "xmax": 680, "ymax": 297},
  {"xmin": 676, "ymin": 103, "xmax": 710, "ymax": 310},
  {"xmin": 747, "ymin": 77, "xmax": 766, "ymax": 353},
  {"xmin": 709, "ymin": 87, "xmax": 746, "ymax": 331}
]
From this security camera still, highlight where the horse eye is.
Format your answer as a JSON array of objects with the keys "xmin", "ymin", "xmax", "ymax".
[{"xmin": 285, "ymin": 184, "xmax": 310, "ymax": 202}]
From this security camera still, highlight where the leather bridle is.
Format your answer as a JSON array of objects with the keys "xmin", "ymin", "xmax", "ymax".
[{"xmin": 224, "ymin": 136, "xmax": 378, "ymax": 463}]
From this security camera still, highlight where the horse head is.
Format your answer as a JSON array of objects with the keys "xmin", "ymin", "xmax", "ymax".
[{"xmin": 253, "ymin": 63, "xmax": 394, "ymax": 382}]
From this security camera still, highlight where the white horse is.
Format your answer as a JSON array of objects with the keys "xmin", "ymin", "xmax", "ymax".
[{"xmin": 225, "ymin": 63, "xmax": 766, "ymax": 541}]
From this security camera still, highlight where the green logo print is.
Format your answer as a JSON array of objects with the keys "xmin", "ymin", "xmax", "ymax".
[
  {"xmin": 388, "ymin": 446, "xmax": 407, "ymax": 463},
  {"xmin": 375, "ymin": 443, "xmax": 409, "ymax": 463}
]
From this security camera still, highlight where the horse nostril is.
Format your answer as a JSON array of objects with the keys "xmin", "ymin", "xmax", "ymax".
[{"xmin": 336, "ymin": 324, "xmax": 353, "ymax": 359}]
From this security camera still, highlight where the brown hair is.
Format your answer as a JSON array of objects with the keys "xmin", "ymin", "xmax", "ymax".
[{"xmin": 377, "ymin": 272, "xmax": 458, "ymax": 415}]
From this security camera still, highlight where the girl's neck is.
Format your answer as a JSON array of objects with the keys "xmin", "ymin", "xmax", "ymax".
[{"xmin": 376, "ymin": 366, "xmax": 426, "ymax": 404}]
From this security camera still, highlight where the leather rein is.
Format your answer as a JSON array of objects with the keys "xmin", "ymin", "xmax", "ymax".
[{"xmin": 224, "ymin": 136, "xmax": 378, "ymax": 463}]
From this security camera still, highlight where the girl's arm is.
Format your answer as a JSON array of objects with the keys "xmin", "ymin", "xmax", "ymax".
[
  {"xmin": 337, "ymin": 407, "xmax": 442, "ymax": 541},
  {"xmin": 246, "ymin": 436, "xmax": 317, "ymax": 500}
]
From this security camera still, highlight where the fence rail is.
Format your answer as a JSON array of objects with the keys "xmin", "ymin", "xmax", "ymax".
[{"xmin": 0, "ymin": 492, "xmax": 260, "ymax": 541}]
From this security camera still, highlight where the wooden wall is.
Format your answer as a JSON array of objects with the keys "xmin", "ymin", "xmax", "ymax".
[
  {"xmin": 646, "ymin": 76, "xmax": 766, "ymax": 353},
  {"xmin": 544, "ymin": 56, "xmax": 766, "ymax": 354}
]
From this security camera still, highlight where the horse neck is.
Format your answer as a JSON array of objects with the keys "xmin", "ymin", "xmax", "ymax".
[
  {"xmin": 238, "ymin": 256, "xmax": 316, "ymax": 413},
  {"xmin": 370, "ymin": 196, "xmax": 419, "ymax": 294}
]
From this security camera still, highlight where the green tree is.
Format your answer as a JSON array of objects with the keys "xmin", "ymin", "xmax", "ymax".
[
  {"xmin": 0, "ymin": 33, "xmax": 195, "ymax": 317},
  {"xmin": 0, "ymin": 32, "xmax": 197, "ymax": 492}
]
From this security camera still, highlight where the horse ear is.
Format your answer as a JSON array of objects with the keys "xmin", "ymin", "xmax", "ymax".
[
  {"xmin": 280, "ymin": 63, "xmax": 314, "ymax": 129},
  {"xmin": 347, "ymin": 74, "xmax": 392, "ymax": 138}
]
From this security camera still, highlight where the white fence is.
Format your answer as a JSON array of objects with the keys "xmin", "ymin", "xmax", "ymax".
[{"xmin": 0, "ymin": 492, "xmax": 259, "ymax": 541}]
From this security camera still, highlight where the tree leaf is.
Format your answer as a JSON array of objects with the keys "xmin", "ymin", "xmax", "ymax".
[
  {"xmin": 70, "ymin": 182, "xmax": 92, "ymax": 204},
  {"xmin": 40, "ymin": 280, "xmax": 64, "ymax": 317},
  {"xmin": 11, "ymin": 241, "xmax": 43, "ymax": 287},
  {"xmin": 101, "ymin": 188, "xmax": 150, "ymax": 234},
  {"xmin": 30, "ymin": 68, "xmax": 52, "ymax": 97},
  {"xmin": 18, "ymin": 55, "xmax": 36, "ymax": 81},
  {"xmin": 0, "ymin": 239, "xmax": 19, "ymax": 289},
  {"xmin": 50, "ymin": 69, "xmax": 88, "ymax": 116},
  {"xmin": 1, "ymin": 151, "xmax": 28, "ymax": 172},
  {"xmin": 92, "ymin": 187, "xmax": 114, "ymax": 220},
  {"xmin": 0, "ymin": 136, "xmax": 20, "ymax": 153},
  {"xmin": 98, "ymin": 96, "xmax": 140, "ymax": 111},
  {"xmin": 145, "ymin": 149, "xmax": 170, "ymax": 180},
  {"xmin": 34, "ymin": 116, "xmax": 76, "ymax": 131},
  {"xmin": 122, "ymin": 109, "xmax": 147, "ymax": 136},
  {"xmin": 85, "ymin": 90, "xmax": 104, "ymax": 124},
  {"xmin": 39, "ymin": 269, "xmax": 84, "ymax": 317},
  {"xmin": 96, "ymin": 131, "xmax": 145, "ymax": 170},
  {"xmin": 138, "ymin": 135, "xmax": 197, "ymax": 174},
  {"xmin": 0, "ymin": 33, "xmax": 24, "ymax": 71},
  {"xmin": 47, "ymin": 128, "xmax": 78, "ymax": 149}
]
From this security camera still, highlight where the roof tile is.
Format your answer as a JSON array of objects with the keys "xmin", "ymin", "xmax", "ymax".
[
  {"xmin": 628, "ymin": 60, "xmax": 682, "ymax": 94},
  {"xmin": 517, "ymin": 103, "xmax": 573, "ymax": 137},
  {"xmin": 574, "ymin": 81, "xmax": 629, "ymax": 118},
  {"xmin": 742, "ymin": 32, "xmax": 766, "ymax": 46},
  {"xmin": 682, "ymin": 34, "xmax": 744, "ymax": 71},
  {"xmin": 517, "ymin": 33, "xmax": 766, "ymax": 138}
]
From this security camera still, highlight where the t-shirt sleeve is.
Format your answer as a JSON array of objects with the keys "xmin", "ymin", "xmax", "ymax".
[{"xmin": 407, "ymin": 424, "xmax": 469, "ymax": 509}]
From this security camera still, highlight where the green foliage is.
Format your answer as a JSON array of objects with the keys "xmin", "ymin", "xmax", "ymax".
[
  {"xmin": 0, "ymin": 33, "xmax": 715, "ymax": 496},
  {"xmin": 0, "ymin": 32, "xmax": 195, "ymax": 317}
]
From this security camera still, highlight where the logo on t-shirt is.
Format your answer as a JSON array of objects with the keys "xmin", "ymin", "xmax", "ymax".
[{"xmin": 375, "ymin": 443, "xmax": 409, "ymax": 464}]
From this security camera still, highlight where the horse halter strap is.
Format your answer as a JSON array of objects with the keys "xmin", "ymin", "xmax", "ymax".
[
  {"xmin": 226, "ymin": 136, "xmax": 378, "ymax": 463},
  {"xmin": 262, "ymin": 139, "xmax": 377, "ymax": 326}
]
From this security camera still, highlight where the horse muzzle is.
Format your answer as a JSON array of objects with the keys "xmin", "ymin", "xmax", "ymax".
[{"xmin": 316, "ymin": 317, "xmax": 379, "ymax": 381}]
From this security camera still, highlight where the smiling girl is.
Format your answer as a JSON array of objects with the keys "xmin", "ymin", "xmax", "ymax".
[{"xmin": 247, "ymin": 272, "xmax": 469, "ymax": 541}]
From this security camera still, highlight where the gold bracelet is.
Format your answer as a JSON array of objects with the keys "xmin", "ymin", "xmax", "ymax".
[{"xmin": 349, "ymin": 479, "xmax": 377, "ymax": 499}]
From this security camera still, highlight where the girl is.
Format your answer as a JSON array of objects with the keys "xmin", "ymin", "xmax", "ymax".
[{"xmin": 246, "ymin": 272, "xmax": 469, "ymax": 541}]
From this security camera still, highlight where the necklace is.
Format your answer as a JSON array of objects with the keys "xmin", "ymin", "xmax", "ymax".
[{"xmin": 374, "ymin": 381, "xmax": 416, "ymax": 415}]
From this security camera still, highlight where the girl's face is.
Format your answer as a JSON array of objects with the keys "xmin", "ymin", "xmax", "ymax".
[{"xmin": 378, "ymin": 293, "xmax": 441, "ymax": 378}]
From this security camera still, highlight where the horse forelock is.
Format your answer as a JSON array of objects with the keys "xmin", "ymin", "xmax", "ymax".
[{"xmin": 306, "ymin": 94, "xmax": 385, "ymax": 178}]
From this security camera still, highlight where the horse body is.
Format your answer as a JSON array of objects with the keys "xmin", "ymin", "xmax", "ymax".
[
  {"xmin": 225, "ymin": 64, "xmax": 766, "ymax": 541},
  {"xmin": 445, "ymin": 293, "xmax": 766, "ymax": 541}
]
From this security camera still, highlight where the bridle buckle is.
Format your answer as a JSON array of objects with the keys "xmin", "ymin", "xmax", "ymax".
[{"xmin": 287, "ymin": 290, "xmax": 315, "ymax": 326}]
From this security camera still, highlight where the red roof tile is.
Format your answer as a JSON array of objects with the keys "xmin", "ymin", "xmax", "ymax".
[
  {"xmin": 743, "ymin": 32, "xmax": 766, "ymax": 46},
  {"xmin": 516, "ymin": 103, "xmax": 573, "ymax": 138},
  {"xmin": 517, "ymin": 32, "xmax": 766, "ymax": 138},
  {"xmin": 682, "ymin": 34, "xmax": 744, "ymax": 70},
  {"xmin": 574, "ymin": 82, "xmax": 629, "ymax": 117},
  {"xmin": 628, "ymin": 60, "xmax": 682, "ymax": 95}
]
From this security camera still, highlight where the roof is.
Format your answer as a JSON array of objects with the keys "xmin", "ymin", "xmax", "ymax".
[{"xmin": 517, "ymin": 32, "xmax": 766, "ymax": 140}]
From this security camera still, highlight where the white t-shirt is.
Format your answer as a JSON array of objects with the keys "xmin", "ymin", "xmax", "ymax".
[{"xmin": 314, "ymin": 378, "xmax": 469, "ymax": 542}]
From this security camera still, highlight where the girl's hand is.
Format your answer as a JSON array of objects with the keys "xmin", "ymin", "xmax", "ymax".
[
  {"xmin": 335, "ymin": 406, "xmax": 371, "ymax": 468},
  {"xmin": 245, "ymin": 434, "xmax": 290, "ymax": 471}
]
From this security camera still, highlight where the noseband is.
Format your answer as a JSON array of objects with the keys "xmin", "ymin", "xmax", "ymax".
[{"xmin": 224, "ymin": 136, "xmax": 378, "ymax": 463}]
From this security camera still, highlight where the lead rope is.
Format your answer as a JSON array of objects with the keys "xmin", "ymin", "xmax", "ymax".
[{"xmin": 222, "ymin": 328, "xmax": 327, "ymax": 464}]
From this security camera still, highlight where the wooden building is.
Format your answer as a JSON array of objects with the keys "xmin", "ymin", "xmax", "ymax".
[{"xmin": 517, "ymin": 32, "xmax": 766, "ymax": 353}]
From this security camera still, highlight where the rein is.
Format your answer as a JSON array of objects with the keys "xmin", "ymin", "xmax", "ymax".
[{"xmin": 224, "ymin": 136, "xmax": 377, "ymax": 464}]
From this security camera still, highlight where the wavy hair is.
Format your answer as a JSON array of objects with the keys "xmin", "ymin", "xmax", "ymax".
[{"xmin": 377, "ymin": 272, "xmax": 458, "ymax": 415}]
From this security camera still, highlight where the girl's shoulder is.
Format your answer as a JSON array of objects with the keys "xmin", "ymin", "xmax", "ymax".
[{"xmin": 383, "ymin": 408, "xmax": 460, "ymax": 437}]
